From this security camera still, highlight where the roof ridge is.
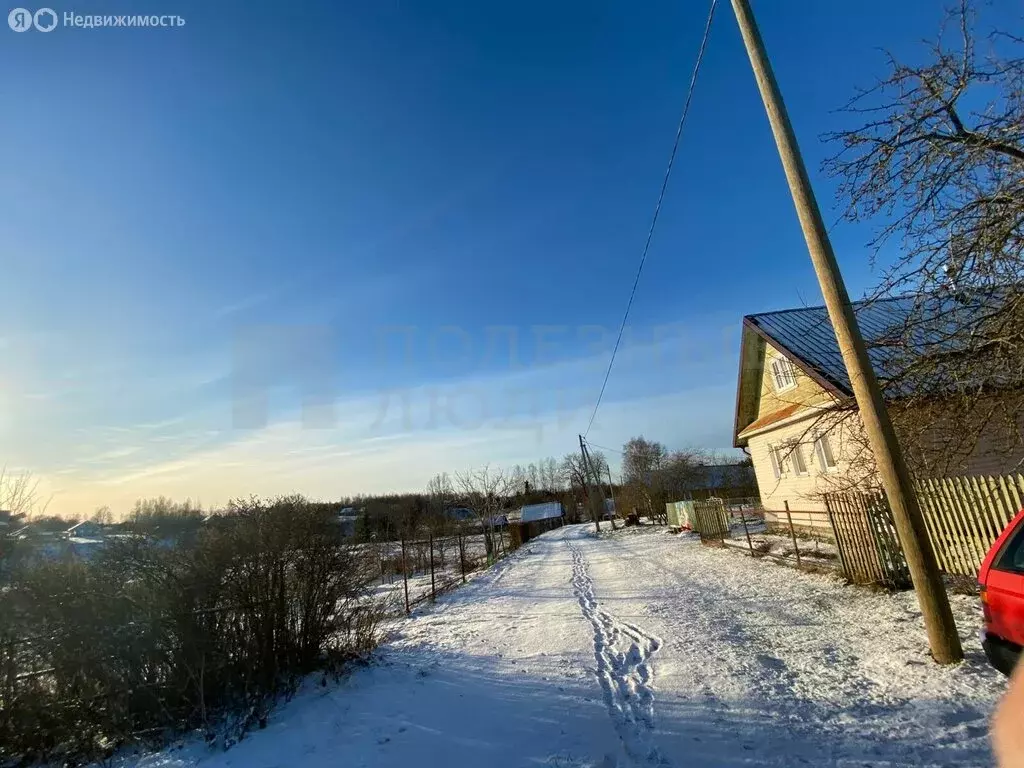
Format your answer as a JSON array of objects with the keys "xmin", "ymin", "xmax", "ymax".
[{"xmin": 743, "ymin": 294, "xmax": 911, "ymax": 321}]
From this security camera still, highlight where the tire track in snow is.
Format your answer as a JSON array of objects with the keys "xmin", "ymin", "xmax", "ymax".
[{"xmin": 566, "ymin": 540, "xmax": 668, "ymax": 767}]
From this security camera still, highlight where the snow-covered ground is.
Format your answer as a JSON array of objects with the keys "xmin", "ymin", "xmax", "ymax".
[
  {"xmin": 722, "ymin": 529, "xmax": 842, "ymax": 569},
  {"xmin": 125, "ymin": 523, "xmax": 1006, "ymax": 768}
]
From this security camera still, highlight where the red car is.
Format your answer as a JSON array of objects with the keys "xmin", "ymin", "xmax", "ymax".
[{"xmin": 979, "ymin": 508, "xmax": 1024, "ymax": 675}]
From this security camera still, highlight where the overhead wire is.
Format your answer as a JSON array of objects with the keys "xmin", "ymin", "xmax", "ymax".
[
  {"xmin": 585, "ymin": 438, "xmax": 622, "ymax": 456},
  {"xmin": 583, "ymin": 0, "xmax": 719, "ymax": 438}
]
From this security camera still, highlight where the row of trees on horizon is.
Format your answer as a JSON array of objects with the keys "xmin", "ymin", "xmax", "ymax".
[{"xmin": 1, "ymin": 437, "xmax": 751, "ymax": 537}]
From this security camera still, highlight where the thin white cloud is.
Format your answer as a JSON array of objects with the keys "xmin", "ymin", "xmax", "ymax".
[
  {"xmin": 38, "ymin": 380, "xmax": 738, "ymax": 517},
  {"xmin": 16, "ymin": 318, "xmax": 744, "ymax": 517}
]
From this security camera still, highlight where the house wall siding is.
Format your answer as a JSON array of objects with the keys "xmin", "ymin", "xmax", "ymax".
[
  {"xmin": 748, "ymin": 411, "xmax": 870, "ymax": 531},
  {"xmin": 741, "ymin": 336, "xmax": 1023, "ymax": 537},
  {"xmin": 965, "ymin": 438, "xmax": 1024, "ymax": 476},
  {"xmin": 749, "ymin": 404, "xmax": 1023, "ymax": 532},
  {"xmin": 755, "ymin": 345, "xmax": 834, "ymax": 422},
  {"xmin": 895, "ymin": 398, "xmax": 1024, "ymax": 478}
]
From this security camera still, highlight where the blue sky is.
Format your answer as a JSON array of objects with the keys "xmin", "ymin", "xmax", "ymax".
[{"xmin": 0, "ymin": 0, "xmax": 1009, "ymax": 515}]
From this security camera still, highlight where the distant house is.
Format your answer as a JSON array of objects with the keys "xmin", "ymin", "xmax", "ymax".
[
  {"xmin": 515, "ymin": 502, "xmax": 565, "ymax": 543},
  {"xmin": 674, "ymin": 464, "xmax": 757, "ymax": 500},
  {"xmin": 444, "ymin": 507, "xmax": 476, "ymax": 522},
  {"xmin": 335, "ymin": 507, "xmax": 361, "ymax": 538},
  {"xmin": 0, "ymin": 510, "xmax": 22, "ymax": 532},
  {"xmin": 59, "ymin": 520, "xmax": 116, "ymax": 560},
  {"xmin": 63, "ymin": 521, "xmax": 105, "ymax": 540},
  {"xmin": 733, "ymin": 294, "xmax": 1024, "ymax": 530},
  {"xmin": 520, "ymin": 502, "xmax": 564, "ymax": 523}
]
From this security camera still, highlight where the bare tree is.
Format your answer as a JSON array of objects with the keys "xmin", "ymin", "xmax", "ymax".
[
  {"xmin": 622, "ymin": 437, "xmax": 667, "ymax": 486},
  {"xmin": 560, "ymin": 451, "xmax": 588, "ymax": 493},
  {"xmin": 658, "ymin": 448, "xmax": 709, "ymax": 500},
  {"xmin": 621, "ymin": 437, "xmax": 666, "ymax": 521},
  {"xmin": 425, "ymin": 472, "xmax": 456, "ymax": 538},
  {"xmin": 91, "ymin": 505, "xmax": 113, "ymax": 525},
  {"xmin": 559, "ymin": 449, "xmax": 609, "ymax": 525},
  {"xmin": 545, "ymin": 457, "xmax": 565, "ymax": 491},
  {"xmin": 825, "ymin": 0, "xmax": 1024, "ymax": 473},
  {"xmin": 426, "ymin": 472, "xmax": 454, "ymax": 511},
  {"xmin": 0, "ymin": 467, "xmax": 49, "ymax": 520},
  {"xmin": 454, "ymin": 465, "xmax": 516, "ymax": 561},
  {"xmin": 512, "ymin": 459, "xmax": 566, "ymax": 494},
  {"xmin": 527, "ymin": 462, "xmax": 541, "ymax": 493}
]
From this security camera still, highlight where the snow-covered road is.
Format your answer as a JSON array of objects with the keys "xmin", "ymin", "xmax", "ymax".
[{"xmin": 132, "ymin": 523, "xmax": 1006, "ymax": 768}]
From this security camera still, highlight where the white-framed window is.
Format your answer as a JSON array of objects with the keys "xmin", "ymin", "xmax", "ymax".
[
  {"xmin": 770, "ymin": 356, "xmax": 797, "ymax": 392},
  {"xmin": 815, "ymin": 435, "xmax": 838, "ymax": 472},
  {"xmin": 768, "ymin": 445, "xmax": 782, "ymax": 479},
  {"xmin": 790, "ymin": 443, "xmax": 809, "ymax": 476}
]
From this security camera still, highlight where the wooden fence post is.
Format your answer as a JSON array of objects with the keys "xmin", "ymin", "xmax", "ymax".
[
  {"xmin": 429, "ymin": 532, "xmax": 436, "ymax": 602},
  {"xmin": 739, "ymin": 505, "xmax": 753, "ymax": 553},
  {"xmin": 785, "ymin": 501, "xmax": 801, "ymax": 568},
  {"xmin": 824, "ymin": 495, "xmax": 850, "ymax": 580},
  {"xmin": 459, "ymin": 531, "xmax": 466, "ymax": 583},
  {"xmin": 401, "ymin": 534, "xmax": 410, "ymax": 615}
]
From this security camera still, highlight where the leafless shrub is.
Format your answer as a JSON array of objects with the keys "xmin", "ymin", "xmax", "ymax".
[
  {"xmin": 0, "ymin": 495, "xmax": 385, "ymax": 765},
  {"xmin": 945, "ymin": 573, "xmax": 980, "ymax": 595}
]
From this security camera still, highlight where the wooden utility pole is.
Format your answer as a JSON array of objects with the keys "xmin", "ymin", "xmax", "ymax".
[
  {"xmin": 729, "ymin": 0, "xmax": 962, "ymax": 663},
  {"xmin": 579, "ymin": 435, "xmax": 602, "ymax": 533},
  {"xmin": 604, "ymin": 466, "xmax": 619, "ymax": 529}
]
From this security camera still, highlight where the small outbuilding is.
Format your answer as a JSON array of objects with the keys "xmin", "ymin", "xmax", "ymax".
[
  {"xmin": 515, "ymin": 502, "xmax": 565, "ymax": 544},
  {"xmin": 665, "ymin": 500, "xmax": 696, "ymax": 530}
]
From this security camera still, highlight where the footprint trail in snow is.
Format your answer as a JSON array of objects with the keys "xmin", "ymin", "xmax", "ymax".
[{"xmin": 567, "ymin": 540, "xmax": 668, "ymax": 767}]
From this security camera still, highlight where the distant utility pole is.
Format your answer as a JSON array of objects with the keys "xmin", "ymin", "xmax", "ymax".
[
  {"xmin": 604, "ymin": 466, "xmax": 619, "ymax": 530},
  {"xmin": 579, "ymin": 435, "xmax": 602, "ymax": 534},
  {"xmin": 729, "ymin": 0, "xmax": 962, "ymax": 663}
]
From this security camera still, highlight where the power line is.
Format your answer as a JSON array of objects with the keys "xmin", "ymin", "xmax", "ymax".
[
  {"xmin": 583, "ymin": 0, "xmax": 719, "ymax": 438},
  {"xmin": 585, "ymin": 438, "xmax": 622, "ymax": 456}
]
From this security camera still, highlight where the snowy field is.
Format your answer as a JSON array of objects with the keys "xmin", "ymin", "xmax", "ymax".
[{"xmin": 124, "ymin": 523, "xmax": 1006, "ymax": 768}]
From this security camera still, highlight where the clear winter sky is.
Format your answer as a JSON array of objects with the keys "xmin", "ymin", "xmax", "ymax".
[{"xmin": 1, "ymin": 0, "xmax": 1014, "ymax": 516}]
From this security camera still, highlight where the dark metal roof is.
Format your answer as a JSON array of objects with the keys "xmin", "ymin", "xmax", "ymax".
[
  {"xmin": 744, "ymin": 294, "xmax": 991, "ymax": 397},
  {"xmin": 678, "ymin": 464, "xmax": 757, "ymax": 491}
]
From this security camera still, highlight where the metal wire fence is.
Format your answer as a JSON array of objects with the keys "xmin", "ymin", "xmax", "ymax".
[
  {"xmin": 688, "ymin": 497, "xmax": 844, "ymax": 574},
  {"xmin": 370, "ymin": 525, "xmax": 515, "ymax": 614}
]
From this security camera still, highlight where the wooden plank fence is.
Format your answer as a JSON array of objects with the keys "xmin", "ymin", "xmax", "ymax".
[
  {"xmin": 691, "ymin": 498, "xmax": 730, "ymax": 544},
  {"xmin": 824, "ymin": 492, "xmax": 910, "ymax": 588},
  {"xmin": 914, "ymin": 474, "xmax": 1024, "ymax": 577},
  {"xmin": 824, "ymin": 473, "xmax": 1024, "ymax": 586}
]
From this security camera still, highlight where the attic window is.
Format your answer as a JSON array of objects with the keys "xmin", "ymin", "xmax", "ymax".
[{"xmin": 770, "ymin": 356, "xmax": 797, "ymax": 392}]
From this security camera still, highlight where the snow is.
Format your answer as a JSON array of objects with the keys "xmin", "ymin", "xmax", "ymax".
[
  {"xmin": 119, "ymin": 523, "xmax": 1006, "ymax": 768},
  {"xmin": 722, "ymin": 530, "xmax": 842, "ymax": 568}
]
